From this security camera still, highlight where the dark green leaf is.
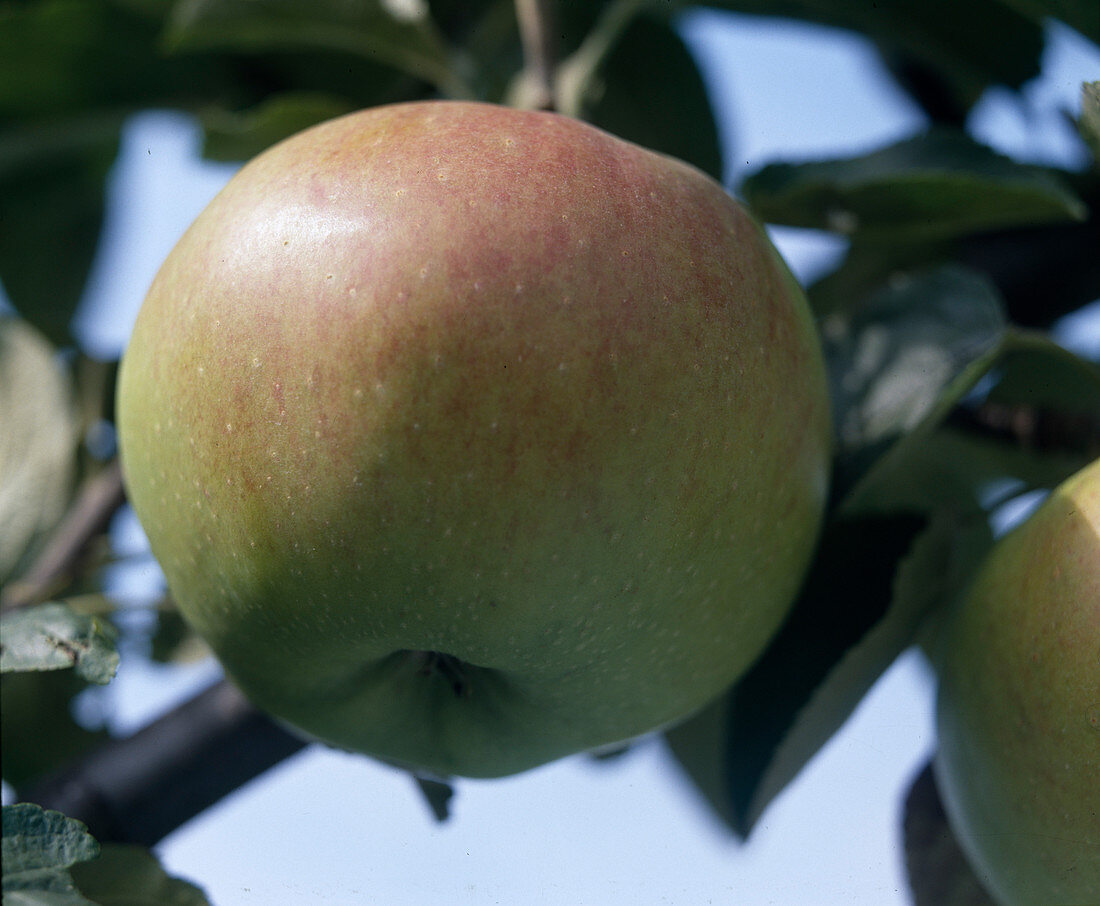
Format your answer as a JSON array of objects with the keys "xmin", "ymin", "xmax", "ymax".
[
  {"xmin": 0, "ymin": 118, "xmax": 122, "ymax": 346},
  {"xmin": 904, "ymin": 762, "xmax": 997, "ymax": 906},
  {"xmin": 0, "ymin": 602, "xmax": 119, "ymax": 685},
  {"xmin": 0, "ymin": 0, "xmax": 162, "ymax": 118},
  {"xmin": 1, "ymin": 804, "xmax": 99, "ymax": 905},
  {"xmin": 743, "ymin": 129, "xmax": 1086, "ymax": 241},
  {"xmin": 0, "ymin": 319, "xmax": 77, "ymax": 585},
  {"xmin": 841, "ymin": 331, "xmax": 1100, "ymax": 515},
  {"xmin": 0, "ymin": 668, "xmax": 110, "ymax": 790},
  {"xmin": 808, "ymin": 239, "xmax": 952, "ymax": 319},
  {"xmin": 823, "ymin": 265, "xmax": 1007, "ymax": 457},
  {"xmin": 695, "ymin": 0, "xmax": 1043, "ymax": 114},
  {"xmin": 70, "ymin": 844, "xmax": 210, "ymax": 906},
  {"xmin": 572, "ymin": 15, "xmax": 723, "ymax": 179},
  {"xmin": 986, "ymin": 332, "xmax": 1100, "ymax": 413},
  {"xmin": 200, "ymin": 91, "xmax": 356, "ymax": 161},
  {"xmin": 666, "ymin": 513, "xmax": 928, "ymax": 837},
  {"xmin": 843, "ymin": 426, "xmax": 1091, "ymax": 521},
  {"xmin": 992, "ymin": 0, "xmax": 1100, "ymax": 43},
  {"xmin": 166, "ymin": 0, "xmax": 472, "ymax": 97}
]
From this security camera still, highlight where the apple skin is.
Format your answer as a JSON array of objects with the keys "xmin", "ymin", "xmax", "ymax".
[
  {"xmin": 117, "ymin": 101, "xmax": 831, "ymax": 777},
  {"xmin": 934, "ymin": 458, "xmax": 1100, "ymax": 904}
]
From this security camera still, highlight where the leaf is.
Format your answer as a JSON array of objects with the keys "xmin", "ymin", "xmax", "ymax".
[
  {"xmin": 841, "ymin": 332, "xmax": 1100, "ymax": 517},
  {"xmin": 742, "ymin": 129, "xmax": 1086, "ymax": 242},
  {"xmin": 904, "ymin": 761, "xmax": 996, "ymax": 906},
  {"xmin": 0, "ymin": 668, "xmax": 110, "ymax": 790},
  {"xmin": 0, "ymin": 0, "xmax": 164, "ymax": 118},
  {"xmin": 1, "ymin": 804, "xmax": 99, "ymax": 906},
  {"xmin": 564, "ymin": 14, "xmax": 723, "ymax": 180},
  {"xmin": 70, "ymin": 844, "xmax": 210, "ymax": 906},
  {"xmin": 0, "ymin": 319, "xmax": 77, "ymax": 585},
  {"xmin": 0, "ymin": 118, "xmax": 121, "ymax": 346},
  {"xmin": 822, "ymin": 265, "xmax": 1007, "ymax": 457},
  {"xmin": 0, "ymin": 602, "xmax": 119, "ymax": 685},
  {"xmin": 992, "ymin": 0, "xmax": 1100, "ymax": 43},
  {"xmin": 697, "ymin": 0, "xmax": 1044, "ymax": 114},
  {"xmin": 985, "ymin": 332, "xmax": 1100, "ymax": 413},
  {"xmin": 166, "ymin": 0, "xmax": 471, "ymax": 98},
  {"xmin": 666, "ymin": 513, "xmax": 928, "ymax": 836},
  {"xmin": 1081, "ymin": 82, "xmax": 1100, "ymax": 162},
  {"xmin": 808, "ymin": 238, "xmax": 952, "ymax": 319},
  {"xmin": 200, "ymin": 91, "xmax": 356, "ymax": 162}
]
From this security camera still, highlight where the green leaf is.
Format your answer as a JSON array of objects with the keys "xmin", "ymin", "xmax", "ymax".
[
  {"xmin": 0, "ymin": 668, "xmax": 110, "ymax": 790},
  {"xmin": 70, "ymin": 844, "xmax": 210, "ymax": 906},
  {"xmin": 992, "ymin": 0, "xmax": 1100, "ymax": 43},
  {"xmin": 742, "ymin": 129, "xmax": 1086, "ymax": 241},
  {"xmin": 986, "ymin": 332, "xmax": 1100, "ymax": 413},
  {"xmin": 0, "ymin": 0, "xmax": 164, "ymax": 118},
  {"xmin": 841, "ymin": 332, "xmax": 1100, "ymax": 517},
  {"xmin": 166, "ymin": 0, "xmax": 472, "ymax": 98},
  {"xmin": 762, "ymin": 513, "xmax": 991, "ymax": 833},
  {"xmin": 823, "ymin": 265, "xmax": 1007, "ymax": 457},
  {"xmin": 1080, "ymin": 82, "xmax": 1100, "ymax": 162},
  {"xmin": 0, "ymin": 119, "xmax": 121, "ymax": 346},
  {"xmin": 1, "ymin": 804, "xmax": 99, "ymax": 906},
  {"xmin": 904, "ymin": 762, "xmax": 997, "ymax": 906},
  {"xmin": 0, "ymin": 319, "xmax": 78, "ymax": 585},
  {"xmin": 666, "ymin": 513, "xmax": 928, "ymax": 836},
  {"xmin": 200, "ymin": 91, "xmax": 357, "ymax": 161},
  {"xmin": 696, "ymin": 0, "xmax": 1044, "ymax": 114},
  {"xmin": 570, "ymin": 15, "xmax": 723, "ymax": 180},
  {"xmin": 0, "ymin": 602, "xmax": 119, "ymax": 685}
]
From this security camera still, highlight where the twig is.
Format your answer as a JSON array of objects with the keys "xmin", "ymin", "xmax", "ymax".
[
  {"xmin": 552, "ymin": 0, "xmax": 644, "ymax": 117},
  {"xmin": 15, "ymin": 679, "xmax": 308, "ymax": 846},
  {"xmin": 514, "ymin": 0, "xmax": 559, "ymax": 110},
  {"xmin": 1, "ymin": 460, "xmax": 127, "ymax": 612}
]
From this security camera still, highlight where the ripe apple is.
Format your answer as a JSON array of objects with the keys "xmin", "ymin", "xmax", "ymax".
[
  {"xmin": 117, "ymin": 101, "xmax": 831, "ymax": 777},
  {"xmin": 934, "ymin": 458, "xmax": 1100, "ymax": 904}
]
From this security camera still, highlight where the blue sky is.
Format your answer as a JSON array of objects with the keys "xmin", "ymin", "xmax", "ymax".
[{"xmin": 8, "ymin": 10, "xmax": 1099, "ymax": 905}]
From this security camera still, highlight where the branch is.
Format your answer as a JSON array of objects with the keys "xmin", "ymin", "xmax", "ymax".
[
  {"xmin": 15, "ymin": 679, "xmax": 308, "ymax": 846},
  {"xmin": 1, "ymin": 460, "xmax": 126, "ymax": 612},
  {"xmin": 946, "ymin": 399, "xmax": 1100, "ymax": 460}
]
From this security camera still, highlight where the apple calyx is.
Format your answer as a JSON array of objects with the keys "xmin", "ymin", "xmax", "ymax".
[{"xmin": 407, "ymin": 650, "xmax": 474, "ymax": 699}]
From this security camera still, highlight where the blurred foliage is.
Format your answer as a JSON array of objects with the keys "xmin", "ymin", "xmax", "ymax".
[
  {"xmin": 1, "ymin": 803, "xmax": 209, "ymax": 904},
  {"xmin": 69, "ymin": 842, "xmax": 210, "ymax": 905},
  {"xmin": 1, "ymin": 802, "xmax": 100, "ymax": 904},
  {"xmin": 1, "ymin": 2, "xmax": 1098, "ymax": 903},
  {"xmin": 0, "ymin": 668, "xmax": 109, "ymax": 789}
]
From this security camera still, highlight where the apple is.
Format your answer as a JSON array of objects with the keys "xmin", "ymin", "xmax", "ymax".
[
  {"xmin": 116, "ymin": 101, "xmax": 831, "ymax": 777},
  {"xmin": 934, "ymin": 458, "xmax": 1100, "ymax": 904}
]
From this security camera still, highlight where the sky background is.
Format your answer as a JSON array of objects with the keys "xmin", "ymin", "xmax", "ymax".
[{"xmin": 7, "ymin": 10, "xmax": 1099, "ymax": 905}]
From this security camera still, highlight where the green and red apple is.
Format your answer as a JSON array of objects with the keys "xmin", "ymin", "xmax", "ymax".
[
  {"xmin": 935, "ymin": 458, "xmax": 1100, "ymax": 904},
  {"xmin": 116, "ymin": 101, "xmax": 831, "ymax": 777}
]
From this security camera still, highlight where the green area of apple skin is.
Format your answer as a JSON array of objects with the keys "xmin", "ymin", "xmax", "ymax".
[
  {"xmin": 935, "ymin": 458, "xmax": 1100, "ymax": 905},
  {"xmin": 116, "ymin": 101, "xmax": 833, "ymax": 778}
]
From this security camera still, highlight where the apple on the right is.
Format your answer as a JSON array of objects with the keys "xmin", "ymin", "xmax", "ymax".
[{"xmin": 934, "ymin": 457, "xmax": 1100, "ymax": 905}]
